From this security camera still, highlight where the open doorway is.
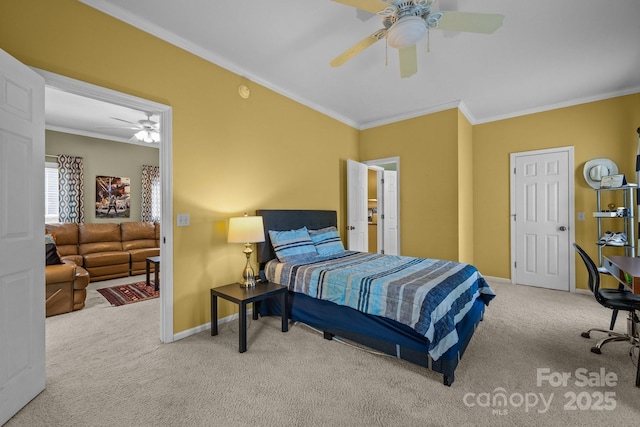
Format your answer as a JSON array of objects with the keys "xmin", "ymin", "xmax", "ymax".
[
  {"xmin": 364, "ymin": 157, "xmax": 400, "ymax": 255},
  {"xmin": 34, "ymin": 69, "xmax": 174, "ymax": 342}
]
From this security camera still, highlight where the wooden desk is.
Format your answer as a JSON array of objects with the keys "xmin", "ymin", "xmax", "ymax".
[
  {"xmin": 602, "ymin": 255, "xmax": 640, "ymax": 387},
  {"xmin": 602, "ymin": 256, "xmax": 640, "ymax": 294}
]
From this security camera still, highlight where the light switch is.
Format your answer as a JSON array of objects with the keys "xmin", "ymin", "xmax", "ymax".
[
  {"xmin": 577, "ymin": 212, "xmax": 585, "ymax": 221},
  {"xmin": 177, "ymin": 214, "xmax": 190, "ymax": 226}
]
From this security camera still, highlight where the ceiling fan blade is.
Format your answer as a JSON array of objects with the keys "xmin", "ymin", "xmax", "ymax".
[
  {"xmin": 96, "ymin": 125, "xmax": 140, "ymax": 130},
  {"xmin": 398, "ymin": 44, "xmax": 418, "ymax": 78},
  {"xmin": 108, "ymin": 116, "xmax": 138, "ymax": 125},
  {"xmin": 331, "ymin": 0, "xmax": 389, "ymax": 14},
  {"xmin": 434, "ymin": 12, "xmax": 504, "ymax": 34},
  {"xmin": 330, "ymin": 29, "xmax": 387, "ymax": 67}
]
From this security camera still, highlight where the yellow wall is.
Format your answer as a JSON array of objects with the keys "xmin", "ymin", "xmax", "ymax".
[
  {"xmin": 1, "ymin": 0, "xmax": 359, "ymax": 333},
  {"xmin": 457, "ymin": 111, "xmax": 473, "ymax": 264},
  {"xmin": 360, "ymin": 109, "xmax": 460, "ymax": 261},
  {"xmin": 4, "ymin": 0, "xmax": 640, "ymax": 327},
  {"xmin": 473, "ymin": 94, "xmax": 640, "ymax": 289},
  {"xmin": 361, "ymin": 95, "xmax": 640, "ymax": 291},
  {"xmin": 359, "ymin": 109, "xmax": 473, "ymax": 264}
]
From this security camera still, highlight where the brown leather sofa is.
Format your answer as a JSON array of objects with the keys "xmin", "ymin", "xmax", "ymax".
[
  {"xmin": 121, "ymin": 222, "xmax": 160, "ymax": 275},
  {"xmin": 79, "ymin": 223, "xmax": 130, "ymax": 281},
  {"xmin": 46, "ymin": 222, "xmax": 83, "ymax": 265},
  {"xmin": 45, "ymin": 222, "xmax": 91, "ymax": 316},
  {"xmin": 44, "ymin": 221, "xmax": 160, "ymax": 316},
  {"xmin": 46, "ymin": 221, "xmax": 160, "ymax": 282},
  {"xmin": 45, "ymin": 260, "xmax": 90, "ymax": 317},
  {"xmin": 45, "ymin": 223, "xmax": 90, "ymax": 317}
]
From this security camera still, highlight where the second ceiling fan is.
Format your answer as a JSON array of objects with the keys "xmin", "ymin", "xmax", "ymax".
[
  {"xmin": 330, "ymin": 0, "xmax": 504, "ymax": 78},
  {"xmin": 97, "ymin": 113, "xmax": 160, "ymax": 143}
]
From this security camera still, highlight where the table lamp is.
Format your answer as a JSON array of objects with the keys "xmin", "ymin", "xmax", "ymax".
[{"xmin": 227, "ymin": 214, "xmax": 265, "ymax": 287}]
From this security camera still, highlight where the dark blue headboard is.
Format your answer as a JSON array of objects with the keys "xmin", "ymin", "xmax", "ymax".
[{"xmin": 256, "ymin": 209, "xmax": 338, "ymax": 265}]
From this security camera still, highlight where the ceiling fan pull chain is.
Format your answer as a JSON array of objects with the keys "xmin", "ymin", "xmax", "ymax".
[{"xmin": 385, "ymin": 38, "xmax": 389, "ymax": 66}]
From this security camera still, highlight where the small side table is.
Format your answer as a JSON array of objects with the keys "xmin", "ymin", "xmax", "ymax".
[
  {"xmin": 210, "ymin": 282, "xmax": 288, "ymax": 353},
  {"xmin": 146, "ymin": 256, "xmax": 160, "ymax": 291}
]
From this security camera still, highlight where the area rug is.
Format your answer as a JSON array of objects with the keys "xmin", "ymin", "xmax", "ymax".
[{"xmin": 97, "ymin": 282, "xmax": 159, "ymax": 306}]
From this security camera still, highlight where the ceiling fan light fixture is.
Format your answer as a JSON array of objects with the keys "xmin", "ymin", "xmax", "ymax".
[
  {"xmin": 387, "ymin": 16, "xmax": 426, "ymax": 49},
  {"xmin": 135, "ymin": 129, "xmax": 160, "ymax": 143}
]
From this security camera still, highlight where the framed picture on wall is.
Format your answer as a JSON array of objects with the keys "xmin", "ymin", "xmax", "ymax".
[{"xmin": 95, "ymin": 176, "xmax": 131, "ymax": 218}]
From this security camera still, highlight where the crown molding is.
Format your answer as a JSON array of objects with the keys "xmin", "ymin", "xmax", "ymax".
[
  {"xmin": 360, "ymin": 100, "xmax": 463, "ymax": 130},
  {"xmin": 473, "ymin": 86, "xmax": 640, "ymax": 125}
]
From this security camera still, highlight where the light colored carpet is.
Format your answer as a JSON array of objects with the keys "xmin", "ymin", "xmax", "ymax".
[{"xmin": 5, "ymin": 279, "xmax": 640, "ymax": 426}]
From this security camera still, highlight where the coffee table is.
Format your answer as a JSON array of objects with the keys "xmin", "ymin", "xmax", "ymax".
[{"xmin": 145, "ymin": 256, "xmax": 160, "ymax": 291}]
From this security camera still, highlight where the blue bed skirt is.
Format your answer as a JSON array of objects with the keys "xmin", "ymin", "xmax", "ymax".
[{"xmin": 258, "ymin": 290, "xmax": 486, "ymax": 385}]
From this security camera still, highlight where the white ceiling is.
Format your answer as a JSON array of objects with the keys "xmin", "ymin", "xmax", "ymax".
[
  {"xmin": 45, "ymin": 87, "xmax": 160, "ymax": 146},
  {"xmin": 52, "ymin": 0, "xmax": 640, "ymax": 139}
]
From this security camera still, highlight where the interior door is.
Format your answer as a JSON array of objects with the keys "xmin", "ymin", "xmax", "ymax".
[
  {"xmin": 0, "ymin": 49, "xmax": 46, "ymax": 424},
  {"xmin": 347, "ymin": 159, "xmax": 368, "ymax": 251},
  {"xmin": 382, "ymin": 170, "xmax": 398, "ymax": 255},
  {"xmin": 513, "ymin": 150, "xmax": 570, "ymax": 291}
]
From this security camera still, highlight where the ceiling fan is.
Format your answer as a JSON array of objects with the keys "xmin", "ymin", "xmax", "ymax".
[
  {"xmin": 97, "ymin": 113, "xmax": 160, "ymax": 143},
  {"xmin": 330, "ymin": 0, "xmax": 504, "ymax": 78}
]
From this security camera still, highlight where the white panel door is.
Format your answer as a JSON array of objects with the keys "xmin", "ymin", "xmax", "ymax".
[
  {"xmin": 514, "ymin": 150, "xmax": 570, "ymax": 291},
  {"xmin": 0, "ymin": 49, "xmax": 46, "ymax": 424},
  {"xmin": 347, "ymin": 159, "xmax": 368, "ymax": 252},
  {"xmin": 382, "ymin": 170, "xmax": 398, "ymax": 255}
]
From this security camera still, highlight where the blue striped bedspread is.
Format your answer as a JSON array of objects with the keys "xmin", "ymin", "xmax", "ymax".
[{"xmin": 265, "ymin": 251, "xmax": 495, "ymax": 360}]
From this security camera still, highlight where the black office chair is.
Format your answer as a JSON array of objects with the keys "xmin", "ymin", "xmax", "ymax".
[{"xmin": 573, "ymin": 243, "xmax": 640, "ymax": 354}]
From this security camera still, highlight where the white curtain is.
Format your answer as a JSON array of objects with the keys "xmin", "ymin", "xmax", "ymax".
[{"xmin": 141, "ymin": 165, "xmax": 160, "ymax": 222}]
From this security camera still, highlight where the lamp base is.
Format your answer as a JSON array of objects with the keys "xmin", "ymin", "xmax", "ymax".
[
  {"xmin": 239, "ymin": 269, "xmax": 256, "ymax": 288},
  {"xmin": 239, "ymin": 245, "xmax": 256, "ymax": 288}
]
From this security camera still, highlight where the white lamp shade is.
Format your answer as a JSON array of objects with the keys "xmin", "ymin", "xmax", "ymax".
[
  {"xmin": 135, "ymin": 129, "xmax": 160, "ymax": 143},
  {"xmin": 227, "ymin": 216, "xmax": 265, "ymax": 244},
  {"xmin": 387, "ymin": 16, "xmax": 427, "ymax": 49}
]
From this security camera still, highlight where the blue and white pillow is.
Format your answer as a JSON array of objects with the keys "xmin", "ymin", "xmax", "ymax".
[
  {"xmin": 269, "ymin": 227, "xmax": 317, "ymax": 263},
  {"xmin": 309, "ymin": 226, "xmax": 345, "ymax": 256}
]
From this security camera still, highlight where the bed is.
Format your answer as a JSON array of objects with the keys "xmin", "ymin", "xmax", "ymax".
[{"xmin": 255, "ymin": 209, "xmax": 494, "ymax": 386}]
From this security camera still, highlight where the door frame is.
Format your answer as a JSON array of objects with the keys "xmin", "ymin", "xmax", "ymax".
[
  {"xmin": 369, "ymin": 165, "xmax": 384, "ymax": 253},
  {"xmin": 364, "ymin": 156, "xmax": 401, "ymax": 254},
  {"xmin": 32, "ymin": 69, "xmax": 175, "ymax": 342},
  {"xmin": 509, "ymin": 146, "xmax": 576, "ymax": 292}
]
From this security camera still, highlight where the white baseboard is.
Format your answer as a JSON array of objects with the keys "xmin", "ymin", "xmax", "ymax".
[
  {"xmin": 483, "ymin": 275, "xmax": 510, "ymax": 284},
  {"xmin": 485, "ymin": 275, "xmax": 590, "ymax": 295},
  {"xmin": 172, "ymin": 309, "xmax": 252, "ymax": 342}
]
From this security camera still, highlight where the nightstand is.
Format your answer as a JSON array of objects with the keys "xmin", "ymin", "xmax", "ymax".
[{"xmin": 210, "ymin": 282, "xmax": 288, "ymax": 352}]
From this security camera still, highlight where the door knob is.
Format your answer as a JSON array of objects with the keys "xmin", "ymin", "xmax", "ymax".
[
  {"xmin": 559, "ymin": 226, "xmax": 567, "ymax": 231},
  {"xmin": 347, "ymin": 226, "xmax": 355, "ymax": 230}
]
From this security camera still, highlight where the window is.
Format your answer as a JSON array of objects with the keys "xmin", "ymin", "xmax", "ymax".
[{"xmin": 45, "ymin": 162, "xmax": 59, "ymax": 223}]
